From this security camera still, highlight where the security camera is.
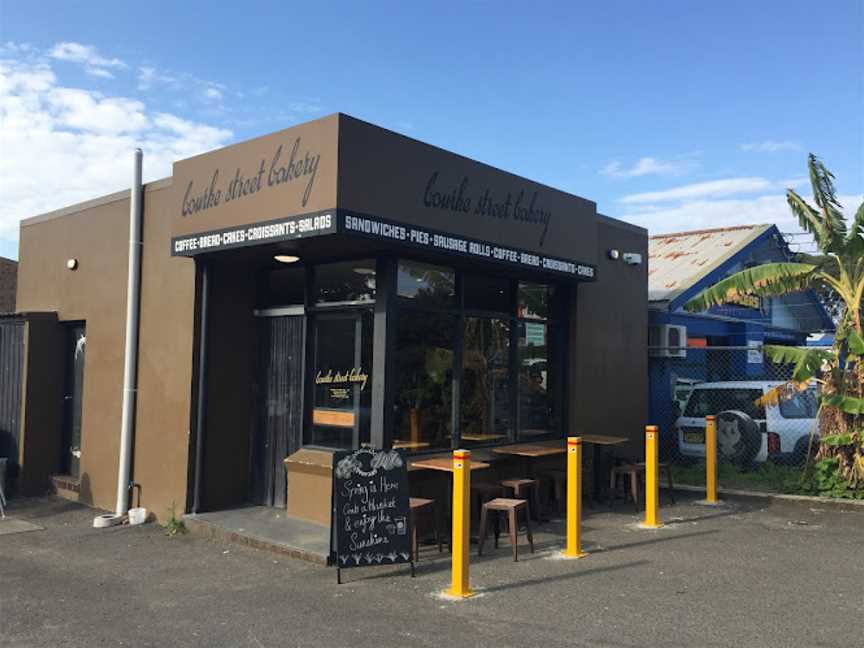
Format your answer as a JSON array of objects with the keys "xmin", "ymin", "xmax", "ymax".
[{"xmin": 622, "ymin": 253, "xmax": 642, "ymax": 266}]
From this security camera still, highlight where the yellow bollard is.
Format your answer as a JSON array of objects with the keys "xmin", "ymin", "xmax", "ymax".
[
  {"xmin": 447, "ymin": 449, "xmax": 473, "ymax": 598},
  {"xmin": 642, "ymin": 425, "xmax": 662, "ymax": 528},
  {"xmin": 564, "ymin": 436, "xmax": 587, "ymax": 558},
  {"xmin": 705, "ymin": 415, "xmax": 718, "ymax": 503}
]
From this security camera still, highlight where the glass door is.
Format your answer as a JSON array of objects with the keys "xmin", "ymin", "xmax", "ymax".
[
  {"xmin": 62, "ymin": 323, "xmax": 86, "ymax": 477},
  {"xmin": 307, "ymin": 310, "xmax": 373, "ymax": 449}
]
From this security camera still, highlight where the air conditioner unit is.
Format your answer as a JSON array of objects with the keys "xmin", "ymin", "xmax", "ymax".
[{"xmin": 649, "ymin": 324, "xmax": 687, "ymax": 358}]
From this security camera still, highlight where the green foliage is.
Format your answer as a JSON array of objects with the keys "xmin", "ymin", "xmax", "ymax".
[
  {"xmin": 802, "ymin": 458, "xmax": 864, "ymax": 499},
  {"xmin": 846, "ymin": 330, "xmax": 864, "ymax": 356},
  {"xmin": 682, "ymin": 263, "xmax": 817, "ymax": 312},
  {"xmin": 822, "ymin": 394, "xmax": 864, "ymax": 415},
  {"xmin": 163, "ymin": 501, "xmax": 186, "ymax": 537},
  {"xmin": 764, "ymin": 345, "xmax": 832, "ymax": 382},
  {"xmin": 672, "ymin": 458, "xmax": 864, "ymax": 499},
  {"xmin": 820, "ymin": 433, "xmax": 857, "ymax": 447}
]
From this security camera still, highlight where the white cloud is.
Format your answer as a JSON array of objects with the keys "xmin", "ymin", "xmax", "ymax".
[
  {"xmin": 739, "ymin": 140, "xmax": 801, "ymax": 153},
  {"xmin": 48, "ymin": 42, "xmax": 126, "ymax": 78},
  {"xmin": 601, "ymin": 155, "xmax": 697, "ymax": 179},
  {"xmin": 0, "ymin": 55, "xmax": 233, "ymax": 243},
  {"xmin": 203, "ymin": 86, "xmax": 223, "ymax": 102},
  {"xmin": 621, "ymin": 193, "xmax": 863, "ymax": 243},
  {"xmin": 137, "ymin": 65, "xmax": 177, "ymax": 91},
  {"xmin": 620, "ymin": 177, "xmax": 777, "ymax": 204}
]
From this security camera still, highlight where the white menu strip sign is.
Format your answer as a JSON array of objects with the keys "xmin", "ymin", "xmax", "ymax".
[{"xmin": 341, "ymin": 212, "xmax": 596, "ymax": 279}]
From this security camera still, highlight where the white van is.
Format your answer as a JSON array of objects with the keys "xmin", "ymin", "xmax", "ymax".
[{"xmin": 676, "ymin": 381, "xmax": 818, "ymax": 465}]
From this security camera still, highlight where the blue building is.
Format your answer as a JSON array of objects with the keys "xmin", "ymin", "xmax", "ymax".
[{"xmin": 647, "ymin": 224, "xmax": 833, "ymax": 450}]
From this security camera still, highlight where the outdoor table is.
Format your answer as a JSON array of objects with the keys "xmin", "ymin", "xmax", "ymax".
[
  {"xmin": 579, "ymin": 434, "xmax": 628, "ymax": 503},
  {"xmin": 393, "ymin": 439, "xmax": 432, "ymax": 451},
  {"xmin": 409, "ymin": 455, "xmax": 490, "ymax": 547},
  {"xmin": 492, "ymin": 442, "xmax": 567, "ymax": 520}
]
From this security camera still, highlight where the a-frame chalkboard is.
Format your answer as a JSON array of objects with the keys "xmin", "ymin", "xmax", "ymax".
[{"xmin": 331, "ymin": 448, "xmax": 414, "ymax": 583}]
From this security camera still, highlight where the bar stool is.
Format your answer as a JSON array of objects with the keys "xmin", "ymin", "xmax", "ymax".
[
  {"xmin": 500, "ymin": 477, "xmax": 542, "ymax": 521},
  {"xmin": 477, "ymin": 498, "xmax": 534, "ymax": 561},
  {"xmin": 609, "ymin": 462, "xmax": 676, "ymax": 512},
  {"xmin": 470, "ymin": 482, "xmax": 505, "ymax": 521},
  {"xmin": 537, "ymin": 469, "xmax": 567, "ymax": 514},
  {"xmin": 408, "ymin": 497, "xmax": 443, "ymax": 561}
]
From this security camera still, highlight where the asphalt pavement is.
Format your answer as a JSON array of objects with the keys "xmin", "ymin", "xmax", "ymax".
[{"xmin": 1, "ymin": 494, "xmax": 862, "ymax": 648}]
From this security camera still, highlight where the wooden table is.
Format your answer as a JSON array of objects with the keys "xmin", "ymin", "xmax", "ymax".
[
  {"xmin": 459, "ymin": 432, "xmax": 507, "ymax": 443},
  {"xmin": 393, "ymin": 439, "xmax": 432, "ymax": 451},
  {"xmin": 580, "ymin": 434, "xmax": 628, "ymax": 446},
  {"xmin": 409, "ymin": 456, "xmax": 490, "ymax": 546},
  {"xmin": 492, "ymin": 443, "xmax": 566, "ymax": 459},
  {"xmin": 409, "ymin": 456, "xmax": 490, "ymax": 472}
]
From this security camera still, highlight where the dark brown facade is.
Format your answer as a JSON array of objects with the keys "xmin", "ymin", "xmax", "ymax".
[{"xmin": 11, "ymin": 114, "xmax": 647, "ymax": 522}]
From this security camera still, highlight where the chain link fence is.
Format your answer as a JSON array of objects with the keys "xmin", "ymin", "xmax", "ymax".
[{"xmin": 650, "ymin": 344, "xmax": 820, "ymax": 494}]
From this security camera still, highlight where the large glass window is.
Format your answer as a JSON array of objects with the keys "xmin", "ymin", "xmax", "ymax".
[
  {"xmin": 307, "ymin": 311, "xmax": 373, "ymax": 448},
  {"xmin": 314, "ymin": 259, "xmax": 376, "ymax": 305},
  {"xmin": 518, "ymin": 320, "xmax": 552, "ymax": 438},
  {"xmin": 393, "ymin": 309, "xmax": 456, "ymax": 452},
  {"xmin": 397, "ymin": 261, "xmax": 455, "ymax": 308},
  {"xmin": 265, "ymin": 266, "xmax": 305, "ymax": 307},
  {"xmin": 461, "ymin": 317, "xmax": 511, "ymax": 445},
  {"xmin": 464, "ymin": 273, "xmax": 511, "ymax": 313}
]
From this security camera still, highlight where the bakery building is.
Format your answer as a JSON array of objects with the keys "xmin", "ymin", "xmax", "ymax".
[{"xmin": 4, "ymin": 114, "xmax": 647, "ymax": 528}]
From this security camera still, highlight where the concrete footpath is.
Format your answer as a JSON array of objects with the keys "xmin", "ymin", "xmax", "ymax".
[{"xmin": 1, "ymin": 494, "xmax": 861, "ymax": 648}]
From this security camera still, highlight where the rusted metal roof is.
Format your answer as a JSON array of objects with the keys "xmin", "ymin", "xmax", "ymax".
[{"xmin": 648, "ymin": 224, "xmax": 772, "ymax": 303}]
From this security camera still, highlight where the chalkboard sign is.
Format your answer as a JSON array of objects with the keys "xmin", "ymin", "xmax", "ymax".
[{"xmin": 331, "ymin": 448, "xmax": 414, "ymax": 582}]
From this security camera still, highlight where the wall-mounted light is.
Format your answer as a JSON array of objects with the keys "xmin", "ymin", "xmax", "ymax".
[
  {"xmin": 66, "ymin": 258, "xmax": 79, "ymax": 270},
  {"xmin": 607, "ymin": 249, "xmax": 620, "ymax": 260},
  {"xmin": 622, "ymin": 252, "xmax": 643, "ymax": 266},
  {"xmin": 274, "ymin": 255, "xmax": 300, "ymax": 264}
]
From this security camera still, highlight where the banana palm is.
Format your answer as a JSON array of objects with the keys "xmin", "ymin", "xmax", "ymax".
[{"xmin": 683, "ymin": 155, "xmax": 864, "ymax": 491}]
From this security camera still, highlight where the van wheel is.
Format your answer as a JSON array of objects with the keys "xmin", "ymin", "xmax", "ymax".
[{"xmin": 715, "ymin": 410, "xmax": 760, "ymax": 466}]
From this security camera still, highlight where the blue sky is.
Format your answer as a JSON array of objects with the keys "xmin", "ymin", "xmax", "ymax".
[{"xmin": 1, "ymin": 0, "xmax": 862, "ymax": 260}]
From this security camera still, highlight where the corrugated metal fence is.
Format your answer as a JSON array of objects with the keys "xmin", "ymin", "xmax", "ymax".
[{"xmin": 0, "ymin": 317, "xmax": 24, "ymax": 475}]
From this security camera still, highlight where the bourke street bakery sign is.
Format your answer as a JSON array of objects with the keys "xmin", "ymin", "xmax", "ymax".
[{"xmin": 170, "ymin": 115, "xmax": 340, "ymax": 255}]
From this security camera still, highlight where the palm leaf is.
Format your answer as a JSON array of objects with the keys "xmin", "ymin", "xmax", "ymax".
[
  {"xmin": 793, "ymin": 253, "xmax": 838, "ymax": 276},
  {"xmin": 683, "ymin": 263, "xmax": 817, "ymax": 312},
  {"xmin": 847, "ymin": 330, "xmax": 864, "ymax": 357},
  {"xmin": 845, "ymin": 199, "xmax": 864, "ymax": 258},
  {"xmin": 823, "ymin": 394, "xmax": 864, "ymax": 415},
  {"xmin": 764, "ymin": 345, "xmax": 833, "ymax": 382},
  {"xmin": 806, "ymin": 153, "xmax": 847, "ymax": 250}
]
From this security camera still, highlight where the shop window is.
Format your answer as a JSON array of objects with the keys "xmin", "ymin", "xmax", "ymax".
[
  {"xmin": 518, "ymin": 320, "xmax": 555, "ymax": 438},
  {"xmin": 397, "ymin": 260, "xmax": 455, "ymax": 308},
  {"xmin": 306, "ymin": 311, "xmax": 373, "ymax": 448},
  {"xmin": 464, "ymin": 274, "xmax": 511, "ymax": 313},
  {"xmin": 314, "ymin": 260, "xmax": 376, "ymax": 305},
  {"xmin": 265, "ymin": 266, "xmax": 305, "ymax": 307},
  {"xmin": 393, "ymin": 309, "xmax": 456, "ymax": 452},
  {"xmin": 518, "ymin": 282, "xmax": 550, "ymax": 320},
  {"xmin": 461, "ymin": 317, "xmax": 511, "ymax": 444}
]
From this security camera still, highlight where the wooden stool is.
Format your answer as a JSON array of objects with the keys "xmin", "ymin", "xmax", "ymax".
[
  {"xmin": 409, "ymin": 497, "xmax": 443, "ymax": 561},
  {"xmin": 470, "ymin": 482, "xmax": 505, "ymax": 521},
  {"xmin": 477, "ymin": 498, "xmax": 534, "ymax": 561},
  {"xmin": 500, "ymin": 477, "xmax": 542, "ymax": 521},
  {"xmin": 537, "ymin": 469, "xmax": 567, "ymax": 514},
  {"xmin": 609, "ymin": 462, "xmax": 676, "ymax": 512}
]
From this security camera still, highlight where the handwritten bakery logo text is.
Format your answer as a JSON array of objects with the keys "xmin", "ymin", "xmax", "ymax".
[
  {"xmin": 422, "ymin": 171, "xmax": 553, "ymax": 247},
  {"xmin": 181, "ymin": 138, "xmax": 320, "ymax": 217}
]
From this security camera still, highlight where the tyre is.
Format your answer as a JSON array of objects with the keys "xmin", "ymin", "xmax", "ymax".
[{"xmin": 715, "ymin": 410, "xmax": 761, "ymax": 466}]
